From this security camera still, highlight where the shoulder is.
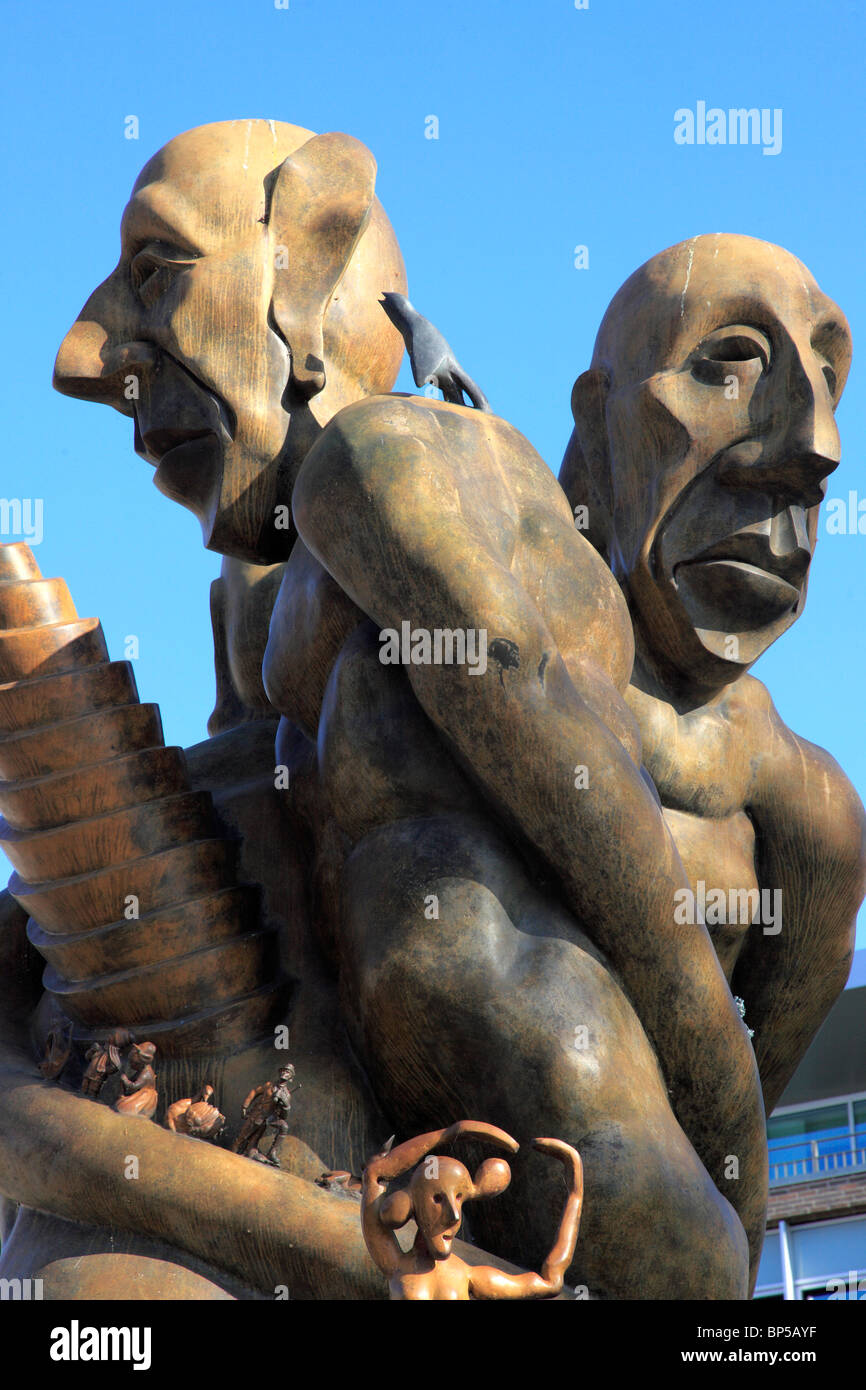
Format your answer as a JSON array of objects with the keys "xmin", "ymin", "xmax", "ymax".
[
  {"xmin": 741, "ymin": 676, "xmax": 866, "ymax": 870},
  {"xmin": 294, "ymin": 394, "xmax": 557, "ymax": 533},
  {"xmin": 297, "ymin": 394, "xmax": 463, "ymax": 489},
  {"xmin": 310, "ymin": 392, "xmax": 534, "ymax": 460}
]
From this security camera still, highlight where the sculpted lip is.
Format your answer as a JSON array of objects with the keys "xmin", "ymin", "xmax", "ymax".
[
  {"xmin": 674, "ymin": 529, "xmax": 811, "ymax": 592},
  {"xmin": 140, "ymin": 427, "xmax": 216, "ymax": 463},
  {"xmin": 675, "ymin": 558, "xmax": 801, "ymax": 610},
  {"xmin": 131, "ymin": 352, "xmax": 236, "ymax": 469}
]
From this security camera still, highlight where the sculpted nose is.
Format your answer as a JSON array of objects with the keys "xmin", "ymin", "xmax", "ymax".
[
  {"xmin": 719, "ymin": 352, "xmax": 841, "ymax": 506},
  {"xmin": 54, "ymin": 317, "xmax": 114, "ymax": 401},
  {"xmin": 782, "ymin": 351, "xmax": 841, "ymax": 475},
  {"xmin": 53, "ymin": 272, "xmax": 155, "ymax": 410}
]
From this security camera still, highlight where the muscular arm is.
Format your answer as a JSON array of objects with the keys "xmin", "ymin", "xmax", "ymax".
[
  {"xmin": 293, "ymin": 397, "xmax": 767, "ymax": 1268},
  {"xmin": 734, "ymin": 719, "xmax": 866, "ymax": 1113},
  {"xmin": 241, "ymin": 1085, "xmax": 264, "ymax": 1114}
]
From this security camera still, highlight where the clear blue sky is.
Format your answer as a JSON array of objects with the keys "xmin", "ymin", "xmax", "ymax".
[{"xmin": 2, "ymin": 0, "xmax": 865, "ymax": 948}]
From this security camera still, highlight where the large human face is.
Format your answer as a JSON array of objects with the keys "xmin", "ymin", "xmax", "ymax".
[
  {"xmin": 54, "ymin": 122, "xmax": 316, "ymax": 562},
  {"xmin": 601, "ymin": 236, "xmax": 850, "ymax": 691},
  {"xmin": 54, "ymin": 121, "xmax": 407, "ymax": 563}
]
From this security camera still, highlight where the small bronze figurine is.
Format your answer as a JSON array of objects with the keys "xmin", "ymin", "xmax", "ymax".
[
  {"xmin": 114, "ymin": 1041, "xmax": 158, "ymax": 1120},
  {"xmin": 316, "ymin": 1170, "xmax": 363, "ymax": 1200},
  {"xmin": 164, "ymin": 1083, "xmax": 225, "ymax": 1141},
  {"xmin": 362, "ymin": 1120, "xmax": 583, "ymax": 1300},
  {"xmin": 80, "ymin": 1028, "xmax": 133, "ymax": 1100},
  {"xmin": 232, "ymin": 1063, "xmax": 298, "ymax": 1165},
  {"xmin": 317, "ymin": 1138, "xmax": 394, "ymax": 1200},
  {"xmin": 39, "ymin": 1005, "xmax": 73, "ymax": 1082}
]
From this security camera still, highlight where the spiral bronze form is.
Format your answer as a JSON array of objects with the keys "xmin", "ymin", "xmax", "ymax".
[{"xmin": 0, "ymin": 542, "xmax": 286, "ymax": 1060}]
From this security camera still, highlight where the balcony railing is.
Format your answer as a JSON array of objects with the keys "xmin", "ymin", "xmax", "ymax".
[{"xmin": 769, "ymin": 1127, "xmax": 866, "ymax": 1187}]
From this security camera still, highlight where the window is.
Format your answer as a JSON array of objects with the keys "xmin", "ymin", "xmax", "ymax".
[
  {"xmin": 768, "ymin": 1092, "xmax": 866, "ymax": 1184},
  {"xmin": 755, "ymin": 1216, "xmax": 866, "ymax": 1300}
]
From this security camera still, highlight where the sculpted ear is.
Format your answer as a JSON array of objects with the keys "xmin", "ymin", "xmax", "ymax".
[
  {"xmin": 268, "ymin": 131, "xmax": 377, "ymax": 399},
  {"xmin": 471, "ymin": 1158, "xmax": 511, "ymax": 1201},
  {"xmin": 559, "ymin": 368, "xmax": 614, "ymax": 562},
  {"xmin": 379, "ymin": 1189, "xmax": 413, "ymax": 1230}
]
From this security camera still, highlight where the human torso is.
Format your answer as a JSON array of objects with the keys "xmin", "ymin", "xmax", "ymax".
[
  {"xmin": 390, "ymin": 1257, "xmax": 471, "ymax": 1301},
  {"xmin": 627, "ymin": 672, "xmax": 861, "ymax": 980},
  {"xmin": 247, "ymin": 1084, "xmax": 274, "ymax": 1123},
  {"xmin": 264, "ymin": 395, "xmax": 861, "ymax": 1045},
  {"xmin": 265, "ymin": 396, "xmax": 640, "ymax": 846},
  {"xmin": 626, "ymin": 678, "xmax": 762, "ymax": 980}
]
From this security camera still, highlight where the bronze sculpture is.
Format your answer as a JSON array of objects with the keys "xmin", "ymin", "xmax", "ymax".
[
  {"xmin": 165, "ymin": 1083, "xmax": 225, "ymax": 1141},
  {"xmin": 316, "ymin": 1170, "xmax": 363, "ymax": 1200},
  {"xmin": 380, "ymin": 292, "xmax": 490, "ymax": 411},
  {"xmin": 361, "ymin": 1121, "xmax": 583, "ymax": 1300},
  {"xmin": 0, "ymin": 541, "xmax": 282, "ymax": 1063},
  {"xmin": 38, "ymin": 1002, "xmax": 73, "ymax": 1082},
  {"xmin": 558, "ymin": 233, "xmax": 864, "ymax": 1120},
  {"xmin": 277, "ymin": 363, "xmax": 762, "ymax": 1296},
  {"xmin": 0, "ymin": 115, "xmax": 859, "ymax": 1300},
  {"xmin": 269, "ymin": 232, "xmax": 863, "ymax": 1297},
  {"xmin": 232, "ymin": 1064, "xmax": 296, "ymax": 1166},
  {"xmin": 114, "ymin": 1041, "xmax": 158, "ymax": 1120},
  {"xmin": 81, "ymin": 1028, "xmax": 133, "ymax": 1100},
  {"xmin": 0, "ymin": 119, "xmax": 411, "ymax": 1300}
]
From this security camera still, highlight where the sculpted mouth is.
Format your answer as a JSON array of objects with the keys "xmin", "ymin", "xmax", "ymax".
[
  {"xmin": 675, "ymin": 529, "xmax": 811, "ymax": 591},
  {"xmin": 675, "ymin": 557, "xmax": 801, "ymax": 606},
  {"xmin": 130, "ymin": 351, "xmax": 235, "ymax": 468},
  {"xmin": 133, "ymin": 412, "xmax": 222, "ymax": 519},
  {"xmin": 138, "ymin": 426, "xmax": 215, "ymax": 464}
]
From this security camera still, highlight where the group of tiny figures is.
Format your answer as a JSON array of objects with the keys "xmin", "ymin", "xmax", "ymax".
[
  {"xmin": 59, "ymin": 1026, "xmax": 585, "ymax": 1297},
  {"xmin": 75, "ymin": 1029, "xmax": 299, "ymax": 1166},
  {"xmin": 81, "ymin": 1029, "xmax": 159, "ymax": 1120}
]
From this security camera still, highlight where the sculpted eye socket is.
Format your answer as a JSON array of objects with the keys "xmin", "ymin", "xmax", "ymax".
[
  {"xmin": 822, "ymin": 363, "xmax": 837, "ymax": 398},
  {"xmin": 701, "ymin": 335, "xmax": 768, "ymax": 364},
  {"xmin": 130, "ymin": 241, "xmax": 199, "ymax": 302},
  {"xmin": 690, "ymin": 327, "xmax": 771, "ymax": 386}
]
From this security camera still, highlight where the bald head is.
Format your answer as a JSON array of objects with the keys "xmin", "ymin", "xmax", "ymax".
[
  {"xmin": 131, "ymin": 119, "xmax": 314, "ymax": 223},
  {"xmin": 561, "ymin": 234, "xmax": 850, "ymax": 693},
  {"xmin": 591, "ymin": 233, "xmax": 849, "ymax": 393},
  {"xmin": 54, "ymin": 119, "xmax": 407, "ymax": 562}
]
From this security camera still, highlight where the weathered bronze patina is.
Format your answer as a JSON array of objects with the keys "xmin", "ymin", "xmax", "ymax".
[
  {"xmin": 0, "ymin": 113, "xmax": 859, "ymax": 1300},
  {"xmin": 0, "ymin": 119, "xmax": 412, "ymax": 1299},
  {"xmin": 269, "ymin": 234, "xmax": 863, "ymax": 1297}
]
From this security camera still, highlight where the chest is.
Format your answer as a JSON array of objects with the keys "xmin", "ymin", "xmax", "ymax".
[
  {"xmin": 628, "ymin": 683, "xmax": 758, "ymax": 818},
  {"xmin": 392, "ymin": 1267, "xmax": 469, "ymax": 1300},
  {"xmin": 629, "ymin": 685, "xmax": 770, "ymax": 975},
  {"xmin": 662, "ymin": 804, "xmax": 759, "ymax": 978}
]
